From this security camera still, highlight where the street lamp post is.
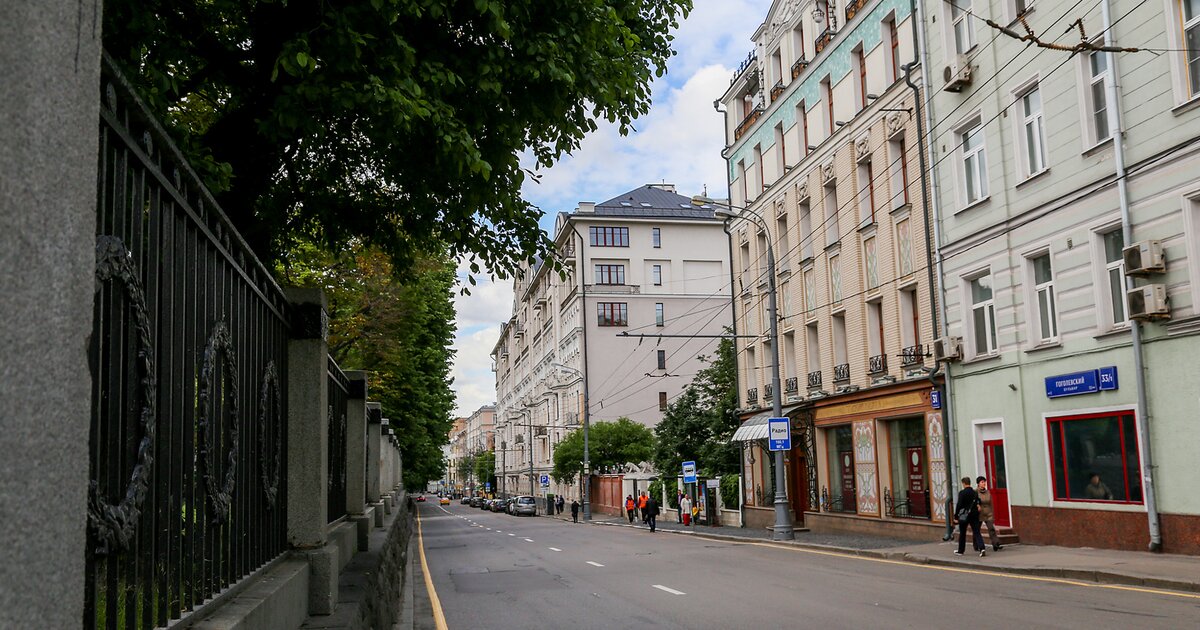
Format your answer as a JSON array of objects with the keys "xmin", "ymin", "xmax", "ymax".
[
  {"xmin": 698, "ymin": 196, "xmax": 795, "ymax": 541},
  {"xmin": 551, "ymin": 363, "xmax": 590, "ymax": 521}
]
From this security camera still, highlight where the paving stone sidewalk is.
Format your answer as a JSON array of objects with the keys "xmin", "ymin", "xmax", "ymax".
[{"xmin": 542, "ymin": 510, "xmax": 1200, "ymax": 594}]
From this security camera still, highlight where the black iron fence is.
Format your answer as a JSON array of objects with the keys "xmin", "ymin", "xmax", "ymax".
[
  {"xmin": 327, "ymin": 357, "xmax": 350, "ymax": 523},
  {"xmin": 87, "ymin": 54, "xmax": 291, "ymax": 628}
]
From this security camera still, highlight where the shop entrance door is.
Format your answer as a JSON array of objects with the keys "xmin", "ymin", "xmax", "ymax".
[
  {"xmin": 983, "ymin": 440, "xmax": 1010, "ymax": 527},
  {"xmin": 788, "ymin": 451, "xmax": 808, "ymax": 523}
]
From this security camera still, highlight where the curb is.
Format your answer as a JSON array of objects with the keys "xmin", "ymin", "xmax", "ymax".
[{"xmin": 551, "ymin": 513, "xmax": 1200, "ymax": 595}]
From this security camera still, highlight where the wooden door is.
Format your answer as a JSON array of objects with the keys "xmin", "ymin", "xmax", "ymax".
[
  {"xmin": 983, "ymin": 440, "xmax": 1010, "ymax": 527},
  {"xmin": 788, "ymin": 452, "xmax": 808, "ymax": 523}
]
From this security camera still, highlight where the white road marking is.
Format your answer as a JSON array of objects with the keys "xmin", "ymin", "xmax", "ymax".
[
  {"xmin": 548, "ymin": 547, "xmax": 562, "ymax": 552},
  {"xmin": 586, "ymin": 561, "xmax": 605, "ymax": 567},
  {"xmin": 524, "ymin": 538, "xmax": 535, "ymax": 542},
  {"xmin": 508, "ymin": 533, "xmax": 515, "ymax": 537},
  {"xmin": 485, "ymin": 528, "xmax": 492, "ymax": 531},
  {"xmin": 653, "ymin": 585, "xmax": 686, "ymax": 595}
]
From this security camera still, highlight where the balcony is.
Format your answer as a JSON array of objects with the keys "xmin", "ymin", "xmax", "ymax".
[
  {"xmin": 807, "ymin": 370, "xmax": 823, "ymax": 389},
  {"xmin": 746, "ymin": 387, "xmax": 759, "ymax": 405},
  {"xmin": 585, "ymin": 283, "xmax": 640, "ymax": 295},
  {"xmin": 769, "ymin": 80, "xmax": 786, "ymax": 104},
  {"xmin": 814, "ymin": 27, "xmax": 836, "ymax": 55},
  {"xmin": 900, "ymin": 344, "xmax": 926, "ymax": 368},
  {"xmin": 513, "ymin": 323, "xmax": 525, "ymax": 338},
  {"xmin": 785, "ymin": 376, "xmax": 798, "ymax": 393},
  {"xmin": 845, "ymin": 0, "xmax": 868, "ymax": 21},
  {"xmin": 868, "ymin": 353, "xmax": 888, "ymax": 376},
  {"xmin": 730, "ymin": 50, "xmax": 759, "ymax": 86},
  {"xmin": 833, "ymin": 363, "xmax": 850, "ymax": 383},
  {"xmin": 561, "ymin": 241, "xmax": 576, "ymax": 259},
  {"xmin": 734, "ymin": 106, "xmax": 763, "ymax": 142},
  {"xmin": 791, "ymin": 58, "xmax": 809, "ymax": 80}
]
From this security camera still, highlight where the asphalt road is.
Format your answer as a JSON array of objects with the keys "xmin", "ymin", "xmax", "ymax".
[{"xmin": 415, "ymin": 502, "xmax": 1200, "ymax": 629}]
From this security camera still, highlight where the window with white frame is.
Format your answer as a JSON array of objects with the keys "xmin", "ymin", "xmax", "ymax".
[
  {"xmin": 1183, "ymin": 0, "xmax": 1200, "ymax": 97},
  {"xmin": 968, "ymin": 272, "xmax": 998, "ymax": 356},
  {"xmin": 959, "ymin": 120, "xmax": 988, "ymax": 206},
  {"xmin": 1017, "ymin": 84, "xmax": 1047, "ymax": 177},
  {"xmin": 1083, "ymin": 48, "xmax": 1113, "ymax": 145},
  {"xmin": 1101, "ymin": 228, "xmax": 1128, "ymax": 326},
  {"xmin": 1028, "ymin": 252, "xmax": 1058, "ymax": 343},
  {"xmin": 952, "ymin": 0, "xmax": 975, "ymax": 54}
]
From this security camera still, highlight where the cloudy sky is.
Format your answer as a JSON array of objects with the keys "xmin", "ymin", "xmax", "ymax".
[{"xmin": 451, "ymin": 0, "xmax": 765, "ymax": 417}]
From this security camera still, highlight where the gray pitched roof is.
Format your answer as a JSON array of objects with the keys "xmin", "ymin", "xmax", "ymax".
[{"xmin": 591, "ymin": 185, "xmax": 717, "ymax": 220}]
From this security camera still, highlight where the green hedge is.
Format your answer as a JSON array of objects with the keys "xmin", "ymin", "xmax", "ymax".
[{"xmin": 720, "ymin": 475, "xmax": 740, "ymax": 509}]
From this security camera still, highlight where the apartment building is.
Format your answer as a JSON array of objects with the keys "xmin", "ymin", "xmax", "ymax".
[
  {"xmin": 721, "ymin": 0, "xmax": 951, "ymax": 535},
  {"xmin": 925, "ymin": 0, "xmax": 1200, "ymax": 553},
  {"xmin": 447, "ymin": 417, "xmax": 467, "ymax": 494},
  {"xmin": 491, "ymin": 184, "xmax": 731, "ymax": 503}
]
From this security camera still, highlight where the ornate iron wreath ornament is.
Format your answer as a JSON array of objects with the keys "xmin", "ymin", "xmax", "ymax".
[
  {"xmin": 258, "ymin": 361, "xmax": 282, "ymax": 507},
  {"xmin": 198, "ymin": 322, "xmax": 240, "ymax": 524},
  {"xmin": 88, "ymin": 236, "xmax": 158, "ymax": 555}
]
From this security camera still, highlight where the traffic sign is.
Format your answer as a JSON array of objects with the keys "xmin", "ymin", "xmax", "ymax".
[
  {"xmin": 540, "ymin": 474, "xmax": 550, "ymax": 487},
  {"xmin": 485, "ymin": 482, "xmax": 491, "ymax": 491},
  {"xmin": 682, "ymin": 460, "xmax": 697, "ymax": 484},
  {"xmin": 768, "ymin": 417, "xmax": 791, "ymax": 451}
]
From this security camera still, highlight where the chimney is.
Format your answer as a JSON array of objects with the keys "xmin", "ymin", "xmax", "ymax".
[
  {"xmin": 647, "ymin": 183, "xmax": 676, "ymax": 194},
  {"xmin": 577, "ymin": 202, "xmax": 595, "ymax": 213}
]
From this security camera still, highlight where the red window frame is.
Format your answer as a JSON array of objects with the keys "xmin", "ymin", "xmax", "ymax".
[
  {"xmin": 856, "ymin": 49, "xmax": 867, "ymax": 109},
  {"xmin": 589, "ymin": 226, "xmax": 629, "ymax": 247},
  {"xmin": 898, "ymin": 139, "xmax": 910, "ymax": 204},
  {"xmin": 1046, "ymin": 410, "xmax": 1142, "ymax": 504},
  {"xmin": 594, "ymin": 264, "xmax": 625, "ymax": 285},
  {"xmin": 596, "ymin": 302, "xmax": 628, "ymax": 327},
  {"xmin": 889, "ymin": 20, "xmax": 900, "ymax": 83}
]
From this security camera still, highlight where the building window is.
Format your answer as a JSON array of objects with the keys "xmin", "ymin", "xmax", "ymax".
[
  {"xmin": 1084, "ymin": 48, "xmax": 1113, "ymax": 144},
  {"xmin": 655, "ymin": 302, "xmax": 664, "ymax": 327},
  {"xmin": 793, "ymin": 23, "xmax": 806, "ymax": 63},
  {"xmin": 1028, "ymin": 252, "xmax": 1058, "ymax": 343},
  {"xmin": 824, "ymin": 182, "xmax": 840, "ymax": 246},
  {"xmin": 1101, "ymin": 228, "xmax": 1128, "ymax": 326},
  {"xmin": 775, "ymin": 123, "xmax": 787, "ymax": 176},
  {"xmin": 853, "ymin": 47, "xmax": 867, "ymax": 110},
  {"xmin": 754, "ymin": 144, "xmax": 764, "ymax": 196},
  {"xmin": 886, "ymin": 18, "xmax": 901, "ymax": 84},
  {"xmin": 597, "ymin": 302, "xmax": 628, "ymax": 326},
  {"xmin": 826, "ymin": 426, "xmax": 857, "ymax": 512},
  {"xmin": 832, "ymin": 314, "xmax": 847, "ymax": 367},
  {"xmin": 1184, "ymin": 0, "xmax": 1200, "ymax": 96},
  {"xmin": 652, "ymin": 264, "xmax": 662, "ymax": 286},
  {"xmin": 594, "ymin": 264, "xmax": 625, "ymax": 285},
  {"xmin": 1017, "ymin": 84, "xmax": 1047, "ymax": 177},
  {"xmin": 652, "ymin": 227, "xmax": 661, "ymax": 248},
  {"xmin": 888, "ymin": 417, "xmax": 930, "ymax": 518},
  {"xmin": 864, "ymin": 236, "xmax": 878, "ymax": 290},
  {"xmin": 657, "ymin": 349, "xmax": 667, "ymax": 370},
  {"xmin": 867, "ymin": 299, "xmax": 884, "ymax": 360},
  {"xmin": 803, "ymin": 269, "xmax": 816, "ymax": 316},
  {"xmin": 858, "ymin": 159, "xmax": 876, "ymax": 224},
  {"xmin": 959, "ymin": 121, "xmax": 988, "ymax": 206},
  {"xmin": 969, "ymin": 272, "xmax": 998, "ymax": 355},
  {"xmin": 776, "ymin": 213, "xmax": 790, "ymax": 255},
  {"xmin": 799, "ymin": 101, "xmax": 810, "ymax": 155},
  {"xmin": 659, "ymin": 392, "xmax": 669, "ymax": 411},
  {"xmin": 889, "ymin": 138, "xmax": 909, "ymax": 209},
  {"xmin": 952, "ymin": 0, "xmax": 974, "ymax": 54},
  {"xmin": 895, "ymin": 218, "xmax": 913, "ymax": 276},
  {"xmin": 799, "ymin": 201, "xmax": 813, "ymax": 259},
  {"xmin": 1047, "ymin": 411, "xmax": 1142, "ymax": 504},
  {"xmin": 589, "ymin": 226, "xmax": 629, "ymax": 247},
  {"xmin": 780, "ymin": 281, "xmax": 791, "ymax": 318},
  {"xmin": 737, "ymin": 161, "xmax": 747, "ymax": 205},
  {"xmin": 822, "ymin": 76, "xmax": 834, "ymax": 135},
  {"xmin": 900, "ymin": 287, "xmax": 920, "ymax": 350},
  {"xmin": 806, "ymin": 323, "xmax": 820, "ymax": 373},
  {"xmin": 829, "ymin": 254, "xmax": 842, "ymax": 304}
]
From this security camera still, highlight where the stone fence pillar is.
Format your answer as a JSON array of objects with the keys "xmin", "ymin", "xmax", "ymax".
[
  {"xmin": 284, "ymin": 287, "xmax": 329, "ymax": 549},
  {"xmin": 344, "ymin": 371, "xmax": 368, "ymax": 517},
  {"xmin": 366, "ymin": 404, "xmax": 383, "ymax": 526}
]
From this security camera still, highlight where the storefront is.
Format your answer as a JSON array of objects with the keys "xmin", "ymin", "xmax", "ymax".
[
  {"xmin": 733, "ymin": 409, "xmax": 812, "ymax": 529},
  {"xmin": 806, "ymin": 378, "xmax": 950, "ymax": 540}
]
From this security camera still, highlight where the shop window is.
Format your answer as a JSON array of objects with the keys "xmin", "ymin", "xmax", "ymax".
[
  {"xmin": 825, "ymin": 426, "xmax": 856, "ymax": 512},
  {"xmin": 1047, "ymin": 411, "xmax": 1143, "ymax": 504},
  {"xmin": 887, "ymin": 418, "xmax": 929, "ymax": 519}
]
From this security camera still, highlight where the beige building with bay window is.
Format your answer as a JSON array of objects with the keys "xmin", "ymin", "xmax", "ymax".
[{"xmin": 491, "ymin": 184, "xmax": 731, "ymax": 505}]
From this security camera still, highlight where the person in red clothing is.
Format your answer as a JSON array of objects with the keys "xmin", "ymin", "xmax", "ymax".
[
  {"xmin": 637, "ymin": 492, "xmax": 649, "ymax": 524},
  {"xmin": 624, "ymin": 495, "xmax": 636, "ymax": 523}
]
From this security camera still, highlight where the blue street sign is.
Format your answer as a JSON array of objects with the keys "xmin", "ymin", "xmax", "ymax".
[
  {"xmin": 1098, "ymin": 366, "xmax": 1119, "ymax": 391},
  {"xmin": 930, "ymin": 389, "xmax": 942, "ymax": 410},
  {"xmin": 540, "ymin": 474, "xmax": 550, "ymax": 487},
  {"xmin": 485, "ymin": 482, "xmax": 491, "ymax": 491},
  {"xmin": 768, "ymin": 417, "xmax": 791, "ymax": 451},
  {"xmin": 1045, "ymin": 369, "xmax": 1100, "ymax": 398},
  {"xmin": 682, "ymin": 460, "xmax": 697, "ymax": 484}
]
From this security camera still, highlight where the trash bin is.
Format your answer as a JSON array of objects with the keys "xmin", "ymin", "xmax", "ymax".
[{"xmin": 682, "ymin": 512, "xmax": 691, "ymax": 526}]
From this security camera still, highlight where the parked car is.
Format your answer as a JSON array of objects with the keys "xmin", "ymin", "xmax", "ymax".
[
  {"xmin": 468, "ymin": 496, "xmax": 481, "ymax": 507},
  {"xmin": 511, "ymin": 495, "xmax": 536, "ymax": 516},
  {"xmin": 479, "ymin": 498, "xmax": 491, "ymax": 510},
  {"xmin": 460, "ymin": 496, "xmax": 470, "ymax": 504}
]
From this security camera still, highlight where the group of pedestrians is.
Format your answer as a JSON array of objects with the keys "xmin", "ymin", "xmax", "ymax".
[
  {"xmin": 622, "ymin": 492, "xmax": 661, "ymax": 532},
  {"xmin": 954, "ymin": 476, "xmax": 1004, "ymax": 557}
]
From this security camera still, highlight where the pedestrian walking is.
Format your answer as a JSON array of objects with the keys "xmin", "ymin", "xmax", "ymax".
[
  {"xmin": 976, "ymin": 476, "xmax": 1002, "ymax": 552},
  {"xmin": 625, "ymin": 495, "xmax": 636, "ymax": 523},
  {"xmin": 955, "ymin": 476, "xmax": 985, "ymax": 557},
  {"xmin": 680, "ymin": 494, "xmax": 692, "ymax": 526},
  {"xmin": 570, "ymin": 498, "xmax": 580, "ymax": 523},
  {"xmin": 637, "ymin": 492, "xmax": 649, "ymax": 524},
  {"xmin": 646, "ymin": 495, "xmax": 660, "ymax": 532},
  {"xmin": 676, "ymin": 490, "xmax": 684, "ymax": 523},
  {"xmin": 556, "ymin": 494, "xmax": 565, "ymax": 515}
]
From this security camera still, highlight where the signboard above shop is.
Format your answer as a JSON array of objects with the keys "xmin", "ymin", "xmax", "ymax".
[{"xmin": 1045, "ymin": 366, "xmax": 1118, "ymax": 398}]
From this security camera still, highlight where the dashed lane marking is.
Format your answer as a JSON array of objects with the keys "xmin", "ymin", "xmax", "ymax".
[
  {"xmin": 524, "ymin": 538, "xmax": 535, "ymax": 542},
  {"xmin": 586, "ymin": 561, "xmax": 605, "ymax": 567},
  {"xmin": 548, "ymin": 547, "xmax": 562, "ymax": 552},
  {"xmin": 653, "ymin": 584, "xmax": 686, "ymax": 595}
]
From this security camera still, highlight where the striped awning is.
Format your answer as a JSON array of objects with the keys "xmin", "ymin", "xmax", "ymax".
[{"xmin": 730, "ymin": 411, "xmax": 773, "ymax": 442}]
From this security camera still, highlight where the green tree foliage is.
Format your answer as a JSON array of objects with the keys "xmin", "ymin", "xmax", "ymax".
[
  {"xmin": 653, "ymin": 336, "xmax": 740, "ymax": 479},
  {"xmin": 474, "ymin": 451, "xmax": 496, "ymax": 488},
  {"xmin": 456, "ymin": 452, "xmax": 476, "ymax": 485},
  {"xmin": 102, "ymin": 0, "xmax": 692, "ymax": 274},
  {"xmin": 551, "ymin": 417, "xmax": 655, "ymax": 484},
  {"xmin": 280, "ymin": 241, "xmax": 456, "ymax": 489}
]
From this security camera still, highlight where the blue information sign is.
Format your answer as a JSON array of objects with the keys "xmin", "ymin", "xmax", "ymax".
[
  {"xmin": 540, "ymin": 474, "xmax": 550, "ymax": 487},
  {"xmin": 485, "ymin": 482, "xmax": 491, "ymax": 491},
  {"xmin": 768, "ymin": 417, "xmax": 791, "ymax": 451},
  {"xmin": 930, "ymin": 389, "xmax": 942, "ymax": 410},
  {"xmin": 1045, "ymin": 369, "xmax": 1100, "ymax": 398},
  {"xmin": 1098, "ymin": 366, "xmax": 1119, "ymax": 391},
  {"xmin": 682, "ymin": 461, "xmax": 697, "ymax": 484}
]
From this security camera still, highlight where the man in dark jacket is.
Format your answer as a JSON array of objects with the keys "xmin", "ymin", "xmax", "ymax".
[
  {"xmin": 570, "ymin": 498, "xmax": 580, "ymax": 523},
  {"xmin": 645, "ymin": 495, "xmax": 660, "ymax": 532},
  {"xmin": 955, "ymin": 476, "xmax": 985, "ymax": 557}
]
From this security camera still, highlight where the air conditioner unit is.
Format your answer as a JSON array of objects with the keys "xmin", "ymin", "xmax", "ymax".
[
  {"xmin": 931, "ymin": 336, "xmax": 963, "ymax": 362},
  {"xmin": 1127, "ymin": 284, "xmax": 1169, "ymax": 321},
  {"xmin": 943, "ymin": 55, "xmax": 973, "ymax": 92},
  {"xmin": 1122, "ymin": 240, "xmax": 1166, "ymax": 276}
]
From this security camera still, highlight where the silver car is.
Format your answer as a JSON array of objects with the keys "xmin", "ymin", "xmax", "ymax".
[{"xmin": 511, "ymin": 495, "xmax": 536, "ymax": 516}]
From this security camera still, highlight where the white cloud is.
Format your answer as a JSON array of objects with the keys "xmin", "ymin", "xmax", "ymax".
[
  {"xmin": 453, "ymin": 273, "xmax": 513, "ymax": 329},
  {"xmin": 451, "ymin": 325, "xmax": 501, "ymax": 417}
]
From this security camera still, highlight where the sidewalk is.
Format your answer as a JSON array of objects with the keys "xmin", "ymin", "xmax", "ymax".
[{"xmin": 543, "ymin": 510, "xmax": 1200, "ymax": 594}]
